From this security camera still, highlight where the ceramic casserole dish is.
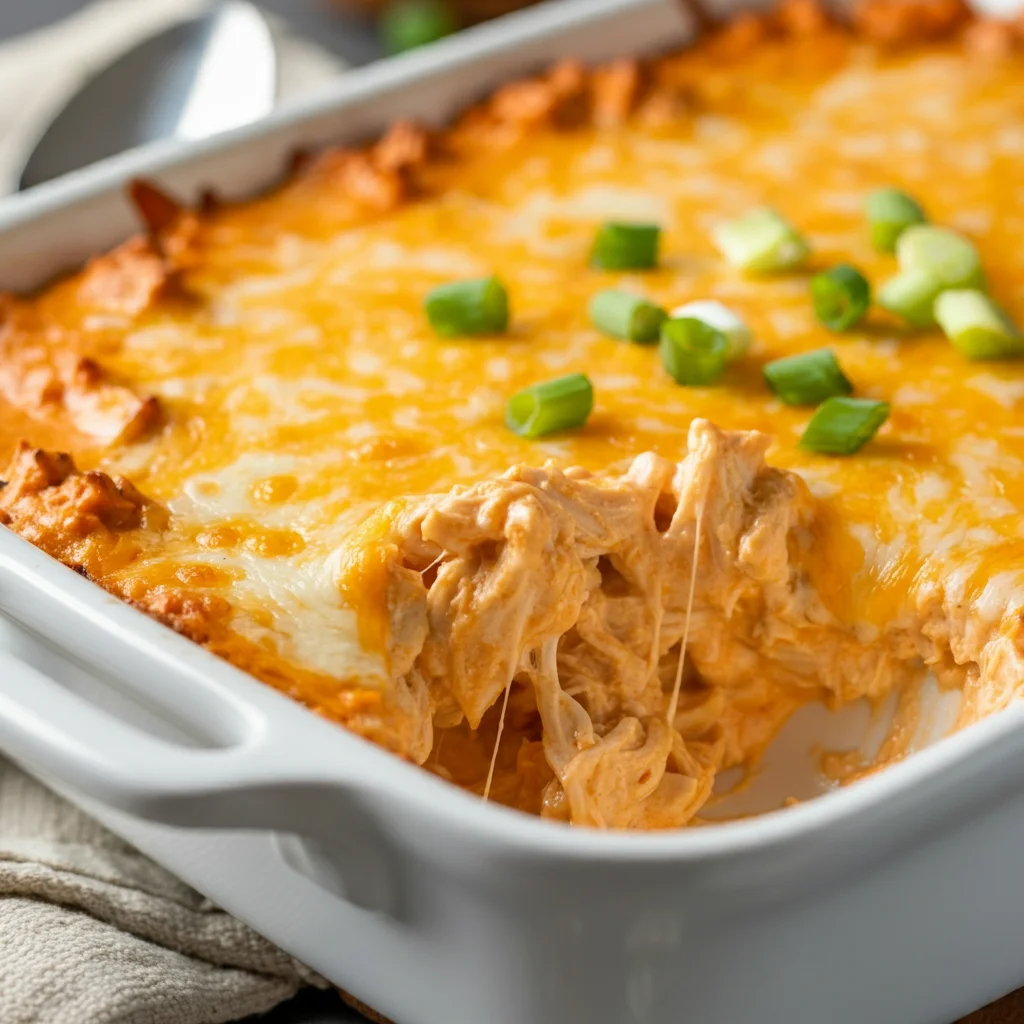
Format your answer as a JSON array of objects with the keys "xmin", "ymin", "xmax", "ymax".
[{"xmin": 3, "ymin": 0, "xmax": 1024, "ymax": 1020}]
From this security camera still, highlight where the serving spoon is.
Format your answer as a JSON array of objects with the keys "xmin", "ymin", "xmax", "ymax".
[{"xmin": 17, "ymin": 1, "xmax": 277, "ymax": 192}]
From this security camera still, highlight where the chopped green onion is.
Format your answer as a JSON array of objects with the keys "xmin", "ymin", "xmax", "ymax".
[
  {"xmin": 877, "ymin": 268, "xmax": 943, "ymax": 328},
  {"xmin": 424, "ymin": 275, "xmax": 508, "ymax": 337},
  {"xmin": 800, "ymin": 397, "xmax": 890, "ymax": 455},
  {"xmin": 505, "ymin": 373, "xmax": 594, "ymax": 438},
  {"xmin": 763, "ymin": 348, "xmax": 853, "ymax": 406},
  {"xmin": 381, "ymin": 0, "xmax": 457, "ymax": 54},
  {"xmin": 588, "ymin": 290, "xmax": 666, "ymax": 344},
  {"xmin": 659, "ymin": 318, "xmax": 729, "ymax": 386},
  {"xmin": 810, "ymin": 264, "xmax": 871, "ymax": 332},
  {"xmin": 670, "ymin": 300, "xmax": 752, "ymax": 359},
  {"xmin": 712, "ymin": 207, "xmax": 810, "ymax": 274},
  {"xmin": 896, "ymin": 225, "xmax": 985, "ymax": 291},
  {"xmin": 934, "ymin": 289, "xmax": 1024, "ymax": 360},
  {"xmin": 865, "ymin": 188, "xmax": 926, "ymax": 253},
  {"xmin": 589, "ymin": 222, "xmax": 661, "ymax": 270}
]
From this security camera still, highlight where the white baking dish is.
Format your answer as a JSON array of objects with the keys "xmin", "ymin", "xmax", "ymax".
[{"xmin": 2, "ymin": 2, "xmax": 1024, "ymax": 1021}]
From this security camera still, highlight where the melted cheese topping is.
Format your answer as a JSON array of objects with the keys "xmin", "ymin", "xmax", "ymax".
[{"xmin": 4, "ymin": 23, "xmax": 1024, "ymax": 822}]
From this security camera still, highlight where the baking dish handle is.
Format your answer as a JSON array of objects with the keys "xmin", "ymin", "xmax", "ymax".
[
  {"xmin": 0, "ymin": 646, "xmax": 385, "ymax": 823},
  {"xmin": 0, "ymin": 651, "xmax": 403, "ymax": 911}
]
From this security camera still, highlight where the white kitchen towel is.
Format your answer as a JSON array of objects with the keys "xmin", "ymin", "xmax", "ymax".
[
  {"xmin": 0, "ymin": 759, "xmax": 328, "ymax": 1024},
  {"xmin": 0, "ymin": 2, "xmax": 342, "ymax": 1021}
]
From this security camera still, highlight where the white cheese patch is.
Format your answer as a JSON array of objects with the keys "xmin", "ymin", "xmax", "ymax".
[
  {"xmin": 767, "ymin": 310, "xmax": 807, "ymax": 340},
  {"xmin": 921, "ymin": 517, "xmax": 966, "ymax": 559},
  {"xmin": 392, "ymin": 408, "xmax": 423, "ymax": 431},
  {"xmin": 349, "ymin": 352, "xmax": 384, "ymax": 375},
  {"xmin": 275, "ymin": 234, "xmax": 325, "ymax": 268},
  {"xmin": 212, "ymin": 547, "xmax": 385, "ymax": 681},
  {"xmin": 896, "ymin": 129, "xmax": 927, "ymax": 153},
  {"xmin": 753, "ymin": 142, "xmax": 795, "ymax": 178},
  {"xmin": 539, "ymin": 349, "xmax": 577, "ymax": 371},
  {"xmin": 966, "ymin": 527, "xmax": 1005, "ymax": 547},
  {"xmin": 799, "ymin": 471, "xmax": 842, "ymax": 499},
  {"xmin": 220, "ymin": 267, "xmax": 319, "ymax": 302},
  {"xmin": 449, "ymin": 390, "xmax": 502, "ymax": 423},
  {"xmin": 151, "ymin": 376, "xmax": 219, "ymax": 401},
  {"xmin": 953, "ymin": 146, "xmax": 992, "ymax": 176},
  {"xmin": 849, "ymin": 522, "xmax": 908, "ymax": 581},
  {"xmin": 163, "ymin": 457, "xmax": 384, "ymax": 678},
  {"xmin": 634, "ymin": 416, "xmax": 677, "ymax": 435},
  {"xmin": 363, "ymin": 240, "xmax": 484, "ymax": 276},
  {"xmin": 892, "ymin": 384, "xmax": 938, "ymax": 406},
  {"xmin": 995, "ymin": 125, "xmax": 1024, "ymax": 155},
  {"xmin": 344, "ymin": 422, "xmax": 379, "ymax": 443},
  {"xmin": 951, "ymin": 436, "xmax": 1024, "ymax": 489},
  {"xmin": 83, "ymin": 314, "xmax": 130, "ymax": 332},
  {"xmin": 816, "ymin": 192, "xmax": 867, "ymax": 214},
  {"xmin": 813, "ymin": 66, "xmax": 875, "ymax": 110},
  {"xmin": 941, "ymin": 555, "xmax": 983, "ymax": 608},
  {"xmin": 967, "ymin": 374, "xmax": 1024, "ymax": 409},
  {"xmin": 836, "ymin": 135, "xmax": 887, "ymax": 160},
  {"xmin": 173, "ymin": 452, "xmax": 303, "ymax": 524},
  {"xmin": 591, "ymin": 374, "xmax": 643, "ymax": 390},
  {"xmin": 485, "ymin": 357, "xmax": 513, "ymax": 382},
  {"xmin": 913, "ymin": 474, "xmax": 951, "ymax": 506},
  {"xmin": 127, "ymin": 325, "xmax": 220, "ymax": 357},
  {"xmin": 693, "ymin": 115, "xmax": 746, "ymax": 146},
  {"xmin": 577, "ymin": 144, "xmax": 617, "ymax": 173},
  {"xmin": 229, "ymin": 375, "xmax": 373, "ymax": 424}
]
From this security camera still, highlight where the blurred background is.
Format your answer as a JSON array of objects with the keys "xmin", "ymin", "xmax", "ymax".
[
  {"xmin": 0, "ymin": 0, "xmax": 540, "ymax": 61},
  {"xmin": 0, "ymin": 0, "xmax": 546, "ymax": 193}
]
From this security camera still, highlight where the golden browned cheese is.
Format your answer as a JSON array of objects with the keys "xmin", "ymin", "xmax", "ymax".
[{"xmin": 3, "ymin": 3, "xmax": 1024, "ymax": 826}]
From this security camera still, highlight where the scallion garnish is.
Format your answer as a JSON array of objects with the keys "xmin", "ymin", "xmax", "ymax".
[
  {"xmin": 800, "ymin": 397, "xmax": 890, "ymax": 455},
  {"xmin": 381, "ymin": 0, "xmax": 457, "ymax": 54},
  {"xmin": 670, "ymin": 300, "xmax": 752, "ymax": 359},
  {"xmin": 505, "ymin": 373, "xmax": 594, "ymax": 438},
  {"xmin": 896, "ymin": 225, "xmax": 985, "ymax": 292},
  {"xmin": 810, "ymin": 264, "xmax": 871, "ymax": 332},
  {"xmin": 424, "ymin": 275, "xmax": 509, "ymax": 337},
  {"xmin": 763, "ymin": 348, "xmax": 853, "ymax": 406},
  {"xmin": 934, "ymin": 289, "xmax": 1024, "ymax": 361},
  {"xmin": 712, "ymin": 208, "xmax": 809, "ymax": 274},
  {"xmin": 659, "ymin": 318, "xmax": 729, "ymax": 386},
  {"xmin": 865, "ymin": 188, "xmax": 926, "ymax": 253},
  {"xmin": 877, "ymin": 268, "xmax": 943, "ymax": 328},
  {"xmin": 589, "ymin": 290, "xmax": 666, "ymax": 344},
  {"xmin": 589, "ymin": 222, "xmax": 661, "ymax": 270}
]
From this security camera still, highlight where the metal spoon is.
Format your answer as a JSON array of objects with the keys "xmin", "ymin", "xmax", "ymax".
[{"xmin": 18, "ymin": 1, "xmax": 277, "ymax": 192}]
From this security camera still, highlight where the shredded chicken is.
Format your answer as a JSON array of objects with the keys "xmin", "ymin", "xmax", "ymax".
[{"xmin": 356, "ymin": 420, "xmax": 922, "ymax": 828}]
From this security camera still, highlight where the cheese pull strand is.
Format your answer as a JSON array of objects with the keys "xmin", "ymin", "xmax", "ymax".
[
  {"xmin": 483, "ymin": 679, "xmax": 513, "ymax": 803},
  {"xmin": 666, "ymin": 496, "xmax": 704, "ymax": 726}
]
